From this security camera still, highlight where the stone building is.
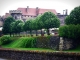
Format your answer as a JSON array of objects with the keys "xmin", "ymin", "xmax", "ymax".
[{"xmin": 1, "ymin": 6, "xmax": 68, "ymax": 26}]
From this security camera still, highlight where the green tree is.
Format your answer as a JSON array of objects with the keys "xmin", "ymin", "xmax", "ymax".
[
  {"xmin": 37, "ymin": 15, "xmax": 44, "ymax": 36},
  {"xmin": 10, "ymin": 22, "xmax": 15, "ymax": 37},
  {"xmin": 2, "ymin": 16, "xmax": 15, "ymax": 36},
  {"xmin": 65, "ymin": 6, "xmax": 80, "ymax": 25},
  {"xmin": 40, "ymin": 11, "xmax": 60, "ymax": 35},
  {"xmin": 23, "ymin": 19, "xmax": 33, "ymax": 36},
  {"xmin": 13, "ymin": 20, "xmax": 23, "ymax": 36},
  {"xmin": 29, "ymin": 20, "xmax": 34, "ymax": 36},
  {"xmin": 33, "ymin": 15, "xmax": 43, "ymax": 36},
  {"xmin": 17, "ymin": 22, "xmax": 24, "ymax": 36}
]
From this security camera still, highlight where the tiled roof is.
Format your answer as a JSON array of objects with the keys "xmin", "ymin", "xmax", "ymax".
[
  {"xmin": 39, "ymin": 8, "xmax": 57, "ymax": 15},
  {"xmin": 17, "ymin": 8, "xmax": 36, "ymax": 16},
  {"xmin": 17, "ymin": 7, "xmax": 57, "ymax": 16}
]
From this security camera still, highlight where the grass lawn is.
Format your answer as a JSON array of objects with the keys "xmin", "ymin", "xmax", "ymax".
[{"xmin": 1, "ymin": 36, "xmax": 80, "ymax": 53}]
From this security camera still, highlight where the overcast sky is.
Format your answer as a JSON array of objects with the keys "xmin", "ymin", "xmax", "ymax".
[{"xmin": 0, "ymin": 0, "xmax": 80, "ymax": 16}]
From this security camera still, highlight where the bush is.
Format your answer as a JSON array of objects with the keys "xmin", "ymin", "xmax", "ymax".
[
  {"xmin": 0, "ymin": 36, "xmax": 12, "ymax": 45},
  {"xmin": 24, "ymin": 37, "xmax": 37, "ymax": 48},
  {"xmin": 59, "ymin": 24, "xmax": 80, "ymax": 39}
]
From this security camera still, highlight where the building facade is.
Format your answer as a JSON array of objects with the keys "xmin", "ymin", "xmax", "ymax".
[{"xmin": 0, "ymin": 6, "xmax": 68, "ymax": 26}]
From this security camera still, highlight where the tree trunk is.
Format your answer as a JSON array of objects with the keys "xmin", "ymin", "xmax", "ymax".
[
  {"xmin": 35, "ymin": 30, "xmax": 38, "ymax": 36},
  {"xmin": 41, "ymin": 29, "xmax": 42, "ymax": 36},
  {"xmin": 26, "ymin": 31, "xmax": 27, "ymax": 37},
  {"xmin": 10, "ymin": 33, "xmax": 11, "ymax": 37},
  {"xmin": 19, "ymin": 32, "xmax": 20, "ymax": 37},
  {"xmin": 13, "ymin": 33, "xmax": 14, "ymax": 37},
  {"xmin": 47, "ymin": 29, "xmax": 50, "ymax": 35},
  {"xmin": 30, "ymin": 30, "xmax": 33, "ymax": 37}
]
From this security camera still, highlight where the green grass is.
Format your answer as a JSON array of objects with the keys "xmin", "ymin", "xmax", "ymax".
[
  {"xmin": 1, "ymin": 36, "xmax": 80, "ymax": 53},
  {"xmin": 2, "ymin": 37, "xmax": 32, "ymax": 48},
  {"xmin": 3, "ymin": 47, "xmax": 56, "ymax": 52},
  {"xmin": 64, "ymin": 46, "xmax": 80, "ymax": 52}
]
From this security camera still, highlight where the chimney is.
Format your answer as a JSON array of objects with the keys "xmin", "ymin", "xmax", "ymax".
[
  {"xmin": 36, "ymin": 7, "xmax": 39, "ymax": 16},
  {"xmin": 65, "ymin": 9, "xmax": 68, "ymax": 15},
  {"xmin": 63, "ymin": 10, "xmax": 65, "ymax": 15},
  {"xmin": 27, "ymin": 6, "xmax": 29, "ymax": 12}
]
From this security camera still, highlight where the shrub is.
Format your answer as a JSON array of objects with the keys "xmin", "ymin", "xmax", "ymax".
[
  {"xmin": 0, "ymin": 36, "xmax": 12, "ymax": 45},
  {"xmin": 59, "ymin": 24, "xmax": 80, "ymax": 39},
  {"xmin": 25, "ymin": 37, "xmax": 37, "ymax": 48}
]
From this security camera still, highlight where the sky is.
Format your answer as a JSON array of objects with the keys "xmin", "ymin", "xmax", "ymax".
[{"xmin": 0, "ymin": 0, "xmax": 80, "ymax": 16}]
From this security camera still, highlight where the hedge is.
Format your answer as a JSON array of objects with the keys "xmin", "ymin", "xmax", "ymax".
[{"xmin": 59, "ymin": 24, "xmax": 80, "ymax": 40}]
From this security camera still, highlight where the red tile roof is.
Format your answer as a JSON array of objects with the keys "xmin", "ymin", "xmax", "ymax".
[
  {"xmin": 39, "ymin": 9, "xmax": 57, "ymax": 15},
  {"xmin": 17, "ymin": 7, "xmax": 57, "ymax": 16}
]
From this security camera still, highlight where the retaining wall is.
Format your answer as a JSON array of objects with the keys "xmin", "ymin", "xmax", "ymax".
[{"xmin": 0, "ymin": 48, "xmax": 80, "ymax": 60}]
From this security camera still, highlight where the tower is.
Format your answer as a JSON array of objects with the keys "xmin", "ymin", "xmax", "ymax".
[{"xmin": 9, "ymin": 10, "xmax": 22, "ymax": 20}]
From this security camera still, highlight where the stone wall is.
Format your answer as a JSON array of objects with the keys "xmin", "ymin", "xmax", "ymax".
[
  {"xmin": 36, "ymin": 36, "xmax": 60, "ymax": 50},
  {"xmin": 0, "ymin": 48, "xmax": 80, "ymax": 60},
  {"xmin": 59, "ymin": 37, "xmax": 74, "ymax": 50}
]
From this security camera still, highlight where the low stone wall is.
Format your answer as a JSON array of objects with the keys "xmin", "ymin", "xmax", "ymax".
[
  {"xmin": 59, "ymin": 37, "xmax": 78, "ymax": 50},
  {"xmin": 0, "ymin": 48, "xmax": 80, "ymax": 60},
  {"xmin": 36, "ymin": 36, "xmax": 60, "ymax": 50}
]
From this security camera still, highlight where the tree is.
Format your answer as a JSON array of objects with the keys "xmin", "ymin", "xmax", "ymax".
[
  {"xmin": 2, "ymin": 16, "xmax": 15, "ymax": 36},
  {"xmin": 37, "ymin": 15, "xmax": 44, "ymax": 36},
  {"xmin": 33, "ymin": 15, "xmax": 43, "ymax": 36},
  {"xmin": 29, "ymin": 20, "xmax": 34, "ymax": 36},
  {"xmin": 45, "ymin": 18, "xmax": 60, "ymax": 35},
  {"xmin": 10, "ymin": 22, "xmax": 15, "ymax": 36},
  {"xmin": 13, "ymin": 20, "xmax": 23, "ymax": 36},
  {"xmin": 23, "ymin": 19, "xmax": 33, "ymax": 36},
  {"xmin": 65, "ymin": 6, "xmax": 80, "ymax": 25},
  {"xmin": 40, "ymin": 11, "xmax": 60, "ymax": 35},
  {"xmin": 16, "ymin": 22, "xmax": 24, "ymax": 36}
]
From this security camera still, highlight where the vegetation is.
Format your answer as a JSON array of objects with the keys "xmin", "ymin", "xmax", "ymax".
[
  {"xmin": 2, "ymin": 16, "xmax": 15, "ymax": 36},
  {"xmin": 65, "ymin": 6, "xmax": 80, "ymax": 25},
  {"xmin": 1, "ymin": 6, "xmax": 80, "ymax": 52},
  {"xmin": 2, "ymin": 36, "xmax": 51, "ymax": 48},
  {"xmin": 40, "ymin": 12, "xmax": 60, "ymax": 35},
  {"xmin": 59, "ymin": 6, "xmax": 80, "ymax": 47},
  {"xmin": 59, "ymin": 24, "xmax": 80, "ymax": 39},
  {"xmin": 0, "ymin": 36, "xmax": 17, "ymax": 45},
  {"xmin": 58, "ymin": 6, "xmax": 80, "ymax": 50}
]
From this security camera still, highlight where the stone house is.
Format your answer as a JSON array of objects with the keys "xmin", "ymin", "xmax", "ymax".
[{"xmin": 0, "ymin": 6, "xmax": 68, "ymax": 26}]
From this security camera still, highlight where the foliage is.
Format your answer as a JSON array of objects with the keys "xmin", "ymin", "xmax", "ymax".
[
  {"xmin": 2, "ymin": 16, "xmax": 15, "ymax": 35},
  {"xmin": 13, "ymin": 20, "xmax": 23, "ymax": 33},
  {"xmin": 0, "ymin": 36, "xmax": 12, "ymax": 45},
  {"xmin": 40, "ymin": 11, "xmax": 60, "ymax": 35},
  {"xmin": 36, "ymin": 15, "xmax": 43, "ymax": 30},
  {"xmin": 25, "ymin": 37, "xmax": 37, "ymax": 48},
  {"xmin": 45, "ymin": 18, "xmax": 60, "ymax": 29},
  {"xmin": 2, "ymin": 36, "xmax": 52, "ymax": 49},
  {"xmin": 59, "ymin": 24, "xmax": 80, "ymax": 39},
  {"xmin": 40, "ymin": 11, "xmax": 60, "ymax": 28},
  {"xmin": 65, "ymin": 6, "xmax": 80, "ymax": 25},
  {"xmin": 10, "ymin": 22, "xmax": 15, "ymax": 34},
  {"xmin": 23, "ymin": 19, "xmax": 32, "ymax": 31},
  {"xmin": 16, "ymin": 22, "xmax": 24, "ymax": 33}
]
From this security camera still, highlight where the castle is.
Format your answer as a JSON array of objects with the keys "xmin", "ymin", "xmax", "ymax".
[{"xmin": 0, "ymin": 6, "xmax": 68, "ymax": 27}]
